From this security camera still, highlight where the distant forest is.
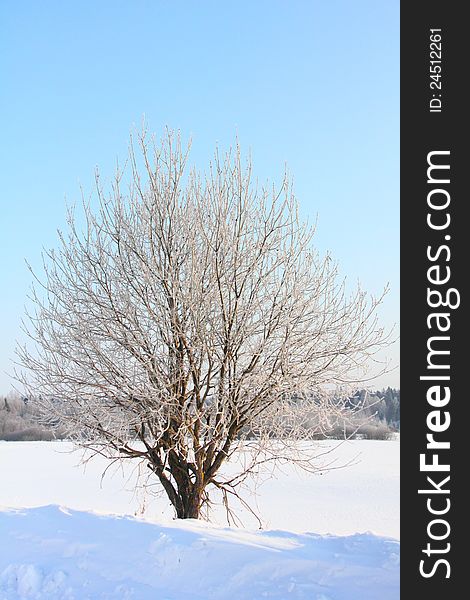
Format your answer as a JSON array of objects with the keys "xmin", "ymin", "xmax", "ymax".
[
  {"xmin": 0, "ymin": 393, "xmax": 58, "ymax": 441},
  {"xmin": 347, "ymin": 388, "xmax": 400, "ymax": 429},
  {"xmin": 1, "ymin": 388, "xmax": 400, "ymax": 442}
]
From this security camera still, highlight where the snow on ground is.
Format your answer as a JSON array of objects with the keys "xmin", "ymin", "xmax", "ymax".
[
  {"xmin": 0, "ymin": 506, "xmax": 399, "ymax": 599},
  {"xmin": 0, "ymin": 440, "xmax": 399, "ymax": 598},
  {"xmin": 0, "ymin": 439, "xmax": 399, "ymax": 538}
]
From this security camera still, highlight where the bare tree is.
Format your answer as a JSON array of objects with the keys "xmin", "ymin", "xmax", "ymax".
[{"xmin": 17, "ymin": 131, "xmax": 388, "ymax": 520}]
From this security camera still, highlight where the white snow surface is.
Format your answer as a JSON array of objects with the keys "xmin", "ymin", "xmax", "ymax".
[{"xmin": 0, "ymin": 440, "xmax": 399, "ymax": 599}]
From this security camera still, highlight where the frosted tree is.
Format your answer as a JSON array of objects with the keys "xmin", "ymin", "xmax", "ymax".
[{"xmin": 17, "ymin": 131, "xmax": 388, "ymax": 520}]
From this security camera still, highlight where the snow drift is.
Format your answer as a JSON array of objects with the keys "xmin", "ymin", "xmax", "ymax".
[{"xmin": 0, "ymin": 506, "xmax": 399, "ymax": 599}]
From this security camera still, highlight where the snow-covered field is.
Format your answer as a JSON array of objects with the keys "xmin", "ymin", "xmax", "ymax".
[{"xmin": 0, "ymin": 440, "xmax": 399, "ymax": 599}]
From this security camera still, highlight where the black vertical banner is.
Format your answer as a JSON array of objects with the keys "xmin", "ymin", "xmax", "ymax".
[{"xmin": 401, "ymin": 2, "xmax": 466, "ymax": 596}]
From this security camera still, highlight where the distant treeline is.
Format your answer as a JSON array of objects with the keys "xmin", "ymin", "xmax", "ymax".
[
  {"xmin": 1, "ymin": 387, "xmax": 400, "ymax": 442},
  {"xmin": 326, "ymin": 387, "xmax": 400, "ymax": 441},
  {"xmin": 291, "ymin": 387, "xmax": 400, "ymax": 441},
  {"xmin": 0, "ymin": 392, "xmax": 65, "ymax": 441},
  {"xmin": 347, "ymin": 387, "xmax": 400, "ymax": 429}
]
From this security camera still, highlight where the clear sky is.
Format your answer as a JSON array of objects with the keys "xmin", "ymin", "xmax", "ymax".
[{"xmin": 0, "ymin": 0, "xmax": 399, "ymax": 392}]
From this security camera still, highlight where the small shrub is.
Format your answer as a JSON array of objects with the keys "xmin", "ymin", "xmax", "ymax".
[{"xmin": 358, "ymin": 422, "xmax": 393, "ymax": 441}]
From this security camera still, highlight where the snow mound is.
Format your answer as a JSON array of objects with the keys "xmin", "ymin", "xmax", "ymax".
[{"xmin": 0, "ymin": 505, "xmax": 399, "ymax": 599}]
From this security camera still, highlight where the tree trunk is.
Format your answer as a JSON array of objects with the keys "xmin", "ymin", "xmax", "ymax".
[
  {"xmin": 151, "ymin": 461, "xmax": 204, "ymax": 519},
  {"xmin": 175, "ymin": 482, "xmax": 204, "ymax": 519}
]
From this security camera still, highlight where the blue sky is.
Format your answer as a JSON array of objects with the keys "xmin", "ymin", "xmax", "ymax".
[{"xmin": 0, "ymin": 0, "xmax": 399, "ymax": 391}]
